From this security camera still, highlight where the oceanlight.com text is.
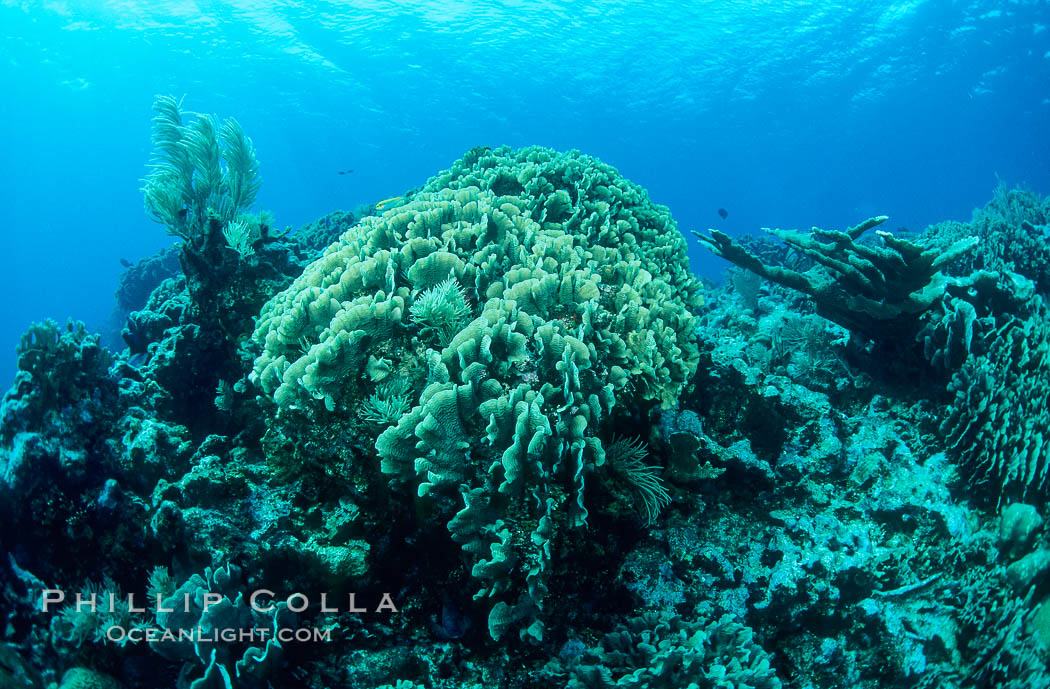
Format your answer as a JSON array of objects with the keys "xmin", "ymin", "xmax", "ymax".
[{"xmin": 104, "ymin": 625, "xmax": 332, "ymax": 644}]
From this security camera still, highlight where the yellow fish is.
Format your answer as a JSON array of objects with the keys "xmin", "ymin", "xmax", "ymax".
[{"xmin": 375, "ymin": 195, "xmax": 403, "ymax": 210}]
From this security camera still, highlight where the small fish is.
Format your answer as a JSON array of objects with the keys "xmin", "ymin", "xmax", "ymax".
[
  {"xmin": 120, "ymin": 258, "xmax": 133, "ymax": 268},
  {"xmin": 717, "ymin": 208, "xmax": 728, "ymax": 220},
  {"xmin": 375, "ymin": 195, "xmax": 403, "ymax": 210},
  {"xmin": 337, "ymin": 169, "xmax": 355, "ymax": 175}
]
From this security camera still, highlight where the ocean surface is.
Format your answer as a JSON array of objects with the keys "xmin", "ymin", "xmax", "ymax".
[{"xmin": 1, "ymin": 0, "xmax": 1048, "ymax": 381}]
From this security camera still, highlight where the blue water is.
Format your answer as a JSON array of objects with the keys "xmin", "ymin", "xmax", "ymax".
[{"xmin": 1, "ymin": 1, "xmax": 1048, "ymax": 382}]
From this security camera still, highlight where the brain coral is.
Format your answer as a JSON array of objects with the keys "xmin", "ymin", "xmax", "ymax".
[{"xmin": 250, "ymin": 145, "xmax": 701, "ymax": 640}]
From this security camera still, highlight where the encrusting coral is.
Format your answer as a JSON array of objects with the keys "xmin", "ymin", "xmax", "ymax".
[{"xmin": 250, "ymin": 145, "xmax": 703, "ymax": 640}]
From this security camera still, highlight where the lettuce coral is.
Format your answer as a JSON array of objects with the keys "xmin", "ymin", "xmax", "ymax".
[
  {"xmin": 542, "ymin": 611, "xmax": 781, "ymax": 689},
  {"xmin": 940, "ymin": 294, "xmax": 1050, "ymax": 504},
  {"xmin": 153, "ymin": 564, "xmax": 294, "ymax": 689},
  {"xmin": 917, "ymin": 189, "xmax": 1050, "ymax": 505},
  {"xmin": 249, "ymin": 145, "xmax": 702, "ymax": 641}
]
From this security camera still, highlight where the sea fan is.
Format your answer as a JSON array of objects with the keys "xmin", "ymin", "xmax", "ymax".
[{"xmin": 607, "ymin": 436, "xmax": 671, "ymax": 525}]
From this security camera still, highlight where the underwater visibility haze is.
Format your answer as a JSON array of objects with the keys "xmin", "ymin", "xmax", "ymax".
[{"xmin": 2, "ymin": 1, "xmax": 1050, "ymax": 688}]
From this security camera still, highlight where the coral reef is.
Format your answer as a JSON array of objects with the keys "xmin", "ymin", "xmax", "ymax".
[
  {"xmin": 2, "ymin": 112, "xmax": 1050, "ymax": 689},
  {"xmin": 114, "ymin": 246, "xmax": 182, "ymax": 315},
  {"xmin": 928, "ymin": 181, "xmax": 1050, "ymax": 295},
  {"xmin": 922, "ymin": 201, "xmax": 1050, "ymax": 505},
  {"xmin": 542, "ymin": 610, "xmax": 781, "ymax": 688},
  {"xmin": 695, "ymin": 202, "xmax": 1050, "ymax": 508},
  {"xmin": 938, "ymin": 287, "xmax": 1050, "ymax": 504},
  {"xmin": 249, "ymin": 145, "xmax": 703, "ymax": 641},
  {"xmin": 693, "ymin": 216, "xmax": 978, "ymax": 342}
]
